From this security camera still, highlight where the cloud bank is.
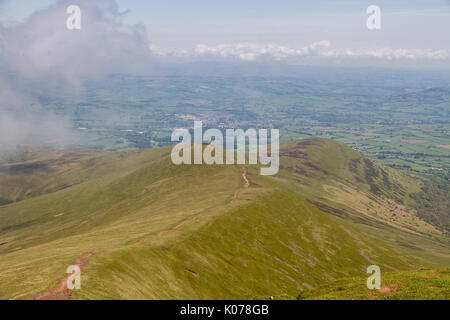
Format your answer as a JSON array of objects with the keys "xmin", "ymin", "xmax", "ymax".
[
  {"xmin": 0, "ymin": 75, "xmax": 76, "ymax": 151},
  {"xmin": 0, "ymin": 0, "xmax": 152, "ymax": 150},
  {"xmin": 159, "ymin": 41, "xmax": 450, "ymax": 63},
  {"xmin": 0, "ymin": 0, "xmax": 151, "ymax": 82}
]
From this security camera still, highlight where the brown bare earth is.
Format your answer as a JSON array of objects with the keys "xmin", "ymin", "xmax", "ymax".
[
  {"xmin": 242, "ymin": 171, "xmax": 249, "ymax": 188},
  {"xmin": 379, "ymin": 284, "xmax": 398, "ymax": 293},
  {"xmin": 33, "ymin": 251, "xmax": 98, "ymax": 300}
]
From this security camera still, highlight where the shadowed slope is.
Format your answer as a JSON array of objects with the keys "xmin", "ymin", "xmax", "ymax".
[{"xmin": 278, "ymin": 139, "xmax": 443, "ymax": 237}]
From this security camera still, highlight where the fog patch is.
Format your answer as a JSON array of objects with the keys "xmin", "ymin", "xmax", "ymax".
[
  {"xmin": 0, "ymin": 0, "xmax": 151, "ymax": 83},
  {"xmin": 0, "ymin": 0, "xmax": 152, "ymax": 151}
]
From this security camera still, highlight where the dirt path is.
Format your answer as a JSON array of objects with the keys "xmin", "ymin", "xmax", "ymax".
[
  {"xmin": 156, "ymin": 213, "xmax": 202, "ymax": 238},
  {"xmin": 233, "ymin": 171, "xmax": 250, "ymax": 200},
  {"xmin": 242, "ymin": 171, "xmax": 249, "ymax": 188},
  {"xmin": 33, "ymin": 171, "xmax": 250, "ymax": 298},
  {"xmin": 33, "ymin": 251, "xmax": 98, "ymax": 300},
  {"xmin": 131, "ymin": 212, "xmax": 204, "ymax": 245}
]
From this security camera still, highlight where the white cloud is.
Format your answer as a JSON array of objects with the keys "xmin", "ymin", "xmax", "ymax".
[
  {"xmin": 193, "ymin": 41, "xmax": 331, "ymax": 61},
  {"xmin": 0, "ymin": 75, "xmax": 77, "ymax": 151},
  {"xmin": 0, "ymin": 0, "xmax": 151, "ymax": 83},
  {"xmin": 158, "ymin": 41, "xmax": 449, "ymax": 63},
  {"xmin": 0, "ymin": 0, "xmax": 151, "ymax": 149},
  {"xmin": 324, "ymin": 47, "xmax": 449, "ymax": 61}
]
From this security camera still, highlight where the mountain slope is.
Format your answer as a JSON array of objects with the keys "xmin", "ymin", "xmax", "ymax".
[
  {"xmin": 0, "ymin": 139, "xmax": 448, "ymax": 299},
  {"xmin": 73, "ymin": 184, "xmax": 426, "ymax": 300},
  {"xmin": 278, "ymin": 139, "xmax": 444, "ymax": 237},
  {"xmin": 299, "ymin": 268, "xmax": 450, "ymax": 300}
]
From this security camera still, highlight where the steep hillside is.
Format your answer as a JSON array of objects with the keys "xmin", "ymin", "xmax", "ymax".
[
  {"xmin": 0, "ymin": 139, "xmax": 448, "ymax": 300},
  {"xmin": 278, "ymin": 139, "xmax": 445, "ymax": 237},
  {"xmin": 279, "ymin": 139, "xmax": 421, "ymax": 202}
]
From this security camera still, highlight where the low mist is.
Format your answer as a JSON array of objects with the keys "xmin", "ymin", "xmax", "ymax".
[{"xmin": 0, "ymin": 0, "xmax": 152, "ymax": 152}]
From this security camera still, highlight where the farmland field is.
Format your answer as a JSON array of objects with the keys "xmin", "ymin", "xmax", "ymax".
[{"xmin": 31, "ymin": 67, "xmax": 449, "ymax": 183}]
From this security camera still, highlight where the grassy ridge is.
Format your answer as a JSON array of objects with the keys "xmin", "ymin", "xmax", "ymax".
[
  {"xmin": 74, "ymin": 185, "xmax": 423, "ymax": 300},
  {"xmin": 0, "ymin": 139, "xmax": 448, "ymax": 299},
  {"xmin": 0, "ymin": 148, "xmax": 244, "ymax": 298}
]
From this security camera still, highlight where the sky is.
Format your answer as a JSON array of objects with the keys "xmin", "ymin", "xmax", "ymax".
[{"xmin": 0, "ymin": 0, "xmax": 449, "ymax": 68}]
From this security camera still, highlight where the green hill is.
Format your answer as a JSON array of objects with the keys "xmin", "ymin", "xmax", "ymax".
[
  {"xmin": 299, "ymin": 268, "xmax": 450, "ymax": 300},
  {"xmin": 0, "ymin": 139, "xmax": 448, "ymax": 299},
  {"xmin": 278, "ymin": 139, "xmax": 445, "ymax": 237}
]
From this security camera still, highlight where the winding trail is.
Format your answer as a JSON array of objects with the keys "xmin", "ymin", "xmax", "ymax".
[
  {"xmin": 32, "ymin": 171, "xmax": 251, "ymax": 298},
  {"xmin": 156, "ymin": 213, "xmax": 203, "ymax": 238},
  {"xmin": 233, "ymin": 171, "xmax": 249, "ymax": 200},
  {"xmin": 33, "ymin": 251, "xmax": 99, "ymax": 300}
]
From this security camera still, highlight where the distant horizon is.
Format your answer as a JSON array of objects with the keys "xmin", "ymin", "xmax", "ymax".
[{"xmin": 1, "ymin": 0, "xmax": 449, "ymax": 69}]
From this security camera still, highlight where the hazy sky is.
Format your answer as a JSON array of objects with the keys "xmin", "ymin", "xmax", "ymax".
[{"xmin": 1, "ymin": 0, "xmax": 450, "ymax": 67}]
